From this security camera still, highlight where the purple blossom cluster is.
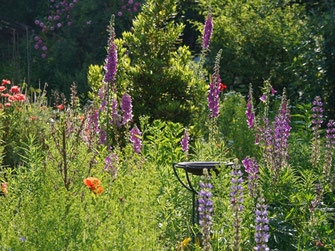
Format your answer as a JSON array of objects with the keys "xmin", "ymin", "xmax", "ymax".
[
  {"xmin": 254, "ymin": 196, "xmax": 270, "ymax": 251},
  {"xmin": 246, "ymin": 84, "xmax": 255, "ymax": 129},
  {"xmin": 104, "ymin": 37, "xmax": 118, "ymax": 84},
  {"xmin": 111, "ymin": 97, "xmax": 121, "ymax": 126},
  {"xmin": 310, "ymin": 181, "xmax": 323, "ymax": 224},
  {"xmin": 311, "ymin": 96, "xmax": 323, "ymax": 168},
  {"xmin": 202, "ymin": 12, "xmax": 213, "ymax": 50},
  {"xmin": 230, "ymin": 161, "xmax": 244, "ymax": 249},
  {"xmin": 208, "ymin": 75, "xmax": 220, "ymax": 118},
  {"xmin": 88, "ymin": 110, "xmax": 99, "ymax": 133},
  {"xmin": 104, "ymin": 153, "xmax": 119, "ymax": 180},
  {"xmin": 87, "ymin": 109, "xmax": 106, "ymax": 146},
  {"xmin": 34, "ymin": 0, "xmax": 79, "ymax": 59},
  {"xmin": 323, "ymin": 120, "xmax": 335, "ymax": 180},
  {"xmin": 198, "ymin": 168, "xmax": 213, "ymax": 251},
  {"xmin": 256, "ymin": 90, "xmax": 291, "ymax": 174},
  {"xmin": 121, "ymin": 93, "xmax": 133, "ymax": 125},
  {"xmin": 180, "ymin": 129, "xmax": 189, "ymax": 153},
  {"xmin": 272, "ymin": 96, "xmax": 291, "ymax": 171},
  {"xmin": 118, "ymin": 0, "xmax": 142, "ymax": 17},
  {"xmin": 242, "ymin": 157, "xmax": 259, "ymax": 197},
  {"xmin": 208, "ymin": 50, "xmax": 222, "ymax": 119},
  {"xmin": 130, "ymin": 126, "xmax": 142, "ymax": 153}
]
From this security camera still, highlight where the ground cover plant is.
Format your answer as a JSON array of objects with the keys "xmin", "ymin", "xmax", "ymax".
[{"xmin": 1, "ymin": 0, "xmax": 335, "ymax": 250}]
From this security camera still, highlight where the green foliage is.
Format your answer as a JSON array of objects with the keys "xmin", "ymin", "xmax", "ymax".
[
  {"xmin": 141, "ymin": 118, "xmax": 185, "ymax": 166},
  {"xmin": 218, "ymin": 91, "xmax": 258, "ymax": 160},
  {"xmin": 120, "ymin": 0, "xmax": 206, "ymax": 124}
]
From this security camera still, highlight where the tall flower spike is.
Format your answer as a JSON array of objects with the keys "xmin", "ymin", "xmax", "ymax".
[
  {"xmin": 130, "ymin": 126, "xmax": 142, "ymax": 154},
  {"xmin": 104, "ymin": 153, "xmax": 119, "ymax": 180},
  {"xmin": 208, "ymin": 50, "xmax": 222, "ymax": 118},
  {"xmin": 111, "ymin": 97, "xmax": 120, "ymax": 126},
  {"xmin": 198, "ymin": 168, "xmax": 213, "ymax": 251},
  {"xmin": 202, "ymin": 11, "xmax": 213, "ymax": 50},
  {"xmin": 323, "ymin": 120, "xmax": 335, "ymax": 183},
  {"xmin": 272, "ymin": 89, "xmax": 291, "ymax": 173},
  {"xmin": 246, "ymin": 84, "xmax": 255, "ymax": 129},
  {"xmin": 230, "ymin": 159, "xmax": 244, "ymax": 250},
  {"xmin": 121, "ymin": 93, "xmax": 133, "ymax": 125},
  {"xmin": 181, "ymin": 129, "xmax": 189, "ymax": 153},
  {"xmin": 242, "ymin": 157, "xmax": 259, "ymax": 197},
  {"xmin": 311, "ymin": 96, "xmax": 323, "ymax": 168},
  {"xmin": 254, "ymin": 192, "xmax": 270, "ymax": 251},
  {"xmin": 104, "ymin": 15, "xmax": 118, "ymax": 85}
]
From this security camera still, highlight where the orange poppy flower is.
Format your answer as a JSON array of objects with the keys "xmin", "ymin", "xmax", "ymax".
[
  {"xmin": 83, "ymin": 177, "xmax": 103, "ymax": 194},
  {"xmin": 1, "ymin": 182, "xmax": 8, "ymax": 195}
]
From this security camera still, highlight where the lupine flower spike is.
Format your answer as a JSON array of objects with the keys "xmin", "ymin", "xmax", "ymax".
[
  {"xmin": 323, "ymin": 120, "xmax": 335, "ymax": 181},
  {"xmin": 242, "ymin": 157, "xmax": 259, "ymax": 197},
  {"xmin": 198, "ymin": 168, "xmax": 213, "ymax": 251},
  {"xmin": 230, "ymin": 159, "xmax": 244, "ymax": 250},
  {"xmin": 311, "ymin": 96, "xmax": 323, "ymax": 169},
  {"xmin": 254, "ymin": 192, "xmax": 270, "ymax": 251}
]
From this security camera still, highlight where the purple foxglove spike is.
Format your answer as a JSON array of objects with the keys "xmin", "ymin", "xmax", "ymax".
[
  {"xmin": 130, "ymin": 126, "xmax": 142, "ymax": 153},
  {"xmin": 104, "ymin": 37, "xmax": 118, "ymax": 83},
  {"xmin": 181, "ymin": 129, "xmax": 189, "ymax": 153},
  {"xmin": 202, "ymin": 12, "xmax": 213, "ymax": 50},
  {"xmin": 121, "ymin": 93, "xmax": 133, "ymax": 125}
]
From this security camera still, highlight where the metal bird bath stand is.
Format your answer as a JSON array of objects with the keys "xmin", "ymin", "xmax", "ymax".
[{"xmin": 172, "ymin": 161, "xmax": 233, "ymax": 243}]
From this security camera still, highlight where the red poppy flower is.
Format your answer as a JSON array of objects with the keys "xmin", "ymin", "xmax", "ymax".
[
  {"xmin": 83, "ymin": 177, "xmax": 103, "ymax": 194},
  {"xmin": 8, "ymin": 96, "xmax": 14, "ymax": 102},
  {"xmin": 4, "ymin": 103, "xmax": 11, "ymax": 108},
  {"xmin": 10, "ymin": 86, "xmax": 20, "ymax": 94},
  {"xmin": 0, "ymin": 86, "xmax": 6, "ymax": 92},
  {"xmin": 30, "ymin": 116, "xmax": 38, "ymax": 120},
  {"xmin": 13, "ymin": 94, "xmax": 26, "ymax": 102},
  {"xmin": 1, "ymin": 93, "xmax": 10, "ymax": 98},
  {"xmin": 219, "ymin": 83, "xmax": 227, "ymax": 91},
  {"xmin": 1, "ymin": 79, "xmax": 11, "ymax": 85},
  {"xmin": 57, "ymin": 104, "xmax": 64, "ymax": 110}
]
